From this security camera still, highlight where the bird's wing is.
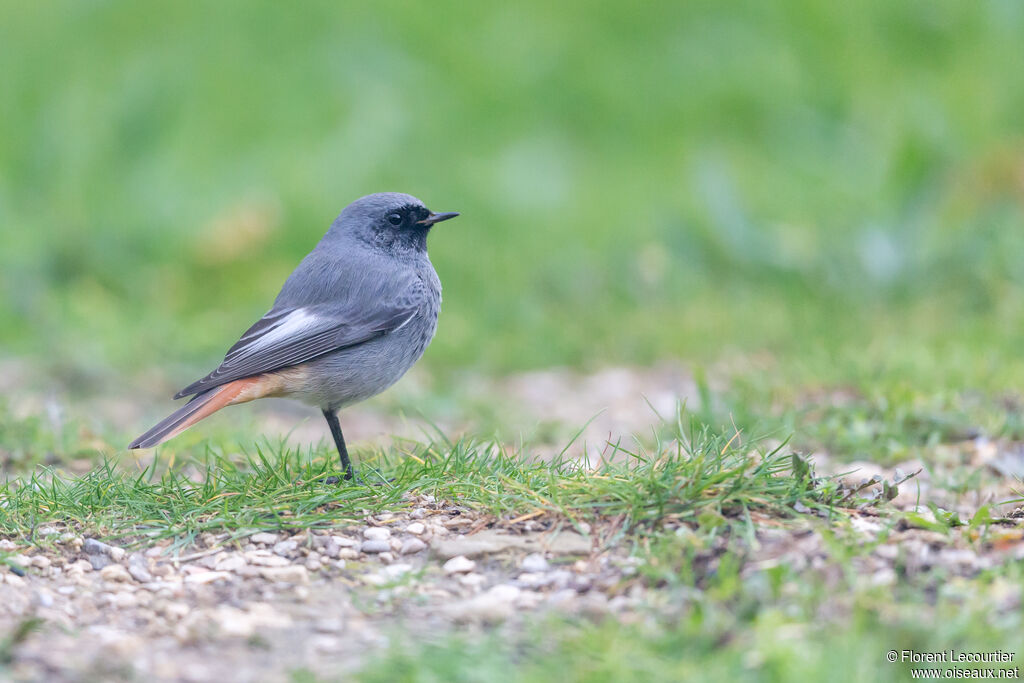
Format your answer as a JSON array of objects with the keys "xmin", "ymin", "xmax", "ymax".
[{"xmin": 173, "ymin": 283, "xmax": 425, "ymax": 399}]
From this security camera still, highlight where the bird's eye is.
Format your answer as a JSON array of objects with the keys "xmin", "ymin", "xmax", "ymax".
[{"xmin": 387, "ymin": 213, "xmax": 403, "ymax": 226}]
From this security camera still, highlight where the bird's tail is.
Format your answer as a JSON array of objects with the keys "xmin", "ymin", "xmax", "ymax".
[{"xmin": 128, "ymin": 376, "xmax": 269, "ymax": 449}]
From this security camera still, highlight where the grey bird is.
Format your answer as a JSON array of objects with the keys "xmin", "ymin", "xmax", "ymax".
[{"xmin": 128, "ymin": 192, "xmax": 458, "ymax": 481}]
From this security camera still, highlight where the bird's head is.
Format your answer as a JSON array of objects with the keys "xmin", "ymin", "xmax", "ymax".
[{"xmin": 330, "ymin": 192, "xmax": 459, "ymax": 253}]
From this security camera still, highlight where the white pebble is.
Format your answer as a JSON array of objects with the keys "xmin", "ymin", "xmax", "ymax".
[
  {"xmin": 250, "ymin": 532, "xmax": 280, "ymax": 545},
  {"xmin": 443, "ymin": 555, "xmax": 476, "ymax": 574},
  {"xmin": 400, "ymin": 538, "xmax": 427, "ymax": 555},
  {"xmin": 331, "ymin": 535, "xmax": 359, "ymax": 547},
  {"xmin": 184, "ymin": 571, "xmax": 232, "ymax": 585}
]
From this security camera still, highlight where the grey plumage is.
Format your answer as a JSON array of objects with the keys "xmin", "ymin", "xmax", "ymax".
[{"xmin": 129, "ymin": 192, "xmax": 457, "ymax": 475}]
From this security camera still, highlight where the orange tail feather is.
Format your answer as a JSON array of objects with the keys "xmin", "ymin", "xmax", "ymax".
[{"xmin": 128, "ymin": 376, "xmax": 270, "ymax": 449}]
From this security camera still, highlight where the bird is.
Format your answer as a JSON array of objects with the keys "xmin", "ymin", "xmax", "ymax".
[{"xmin": 128, "ymin": 192, "xmax": 458, "ymax": 482}]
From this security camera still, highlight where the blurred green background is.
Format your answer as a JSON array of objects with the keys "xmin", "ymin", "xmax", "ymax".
[{"xmin": 2, "ymin": 0, "xmax": 1024, "ymax": 393}]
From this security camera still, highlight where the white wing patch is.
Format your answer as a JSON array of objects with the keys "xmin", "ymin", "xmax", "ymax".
[{"xmin": 232, "ymin": 309, "xmax": 320, "ymax": 358}]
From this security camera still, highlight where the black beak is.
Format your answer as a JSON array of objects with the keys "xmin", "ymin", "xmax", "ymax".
[{"xmin": 417, "ymin": 211, "xmax": 460, "ymax": 226}]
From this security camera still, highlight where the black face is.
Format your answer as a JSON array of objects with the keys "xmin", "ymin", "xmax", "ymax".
[
  {"xmin": 372, "ymin": 203, "xmax": 458, "ymax": 253},
  {"xmin": 383, "ymin": 204, "xmax": 432, "ymax": 232},
  {"xmin": 368, "ymin": 203, "xmax": 427, "ymax": 253}
]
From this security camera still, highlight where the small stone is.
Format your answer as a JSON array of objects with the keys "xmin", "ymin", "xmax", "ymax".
[
  {"xmin": 195, "ymin": 553, "xmax": 222, "ymax": 570},
  {"xmin": 443, "ymin": 555, "xmax": 476, "ymax": 574},
  {"xmin": 250, "ymin": 532, "xmax": 280, "ymax": 545},
  {"xmin": 100, "ymin": 564, "xmax": 132, "ymax": 583},
  {"xmin": 409, "ymin": 508, "xmax": 427, "ymax": 519},
  {"xmin": 259, "ymin": 565, "xmax": 309, "ymax": 584},
  {"xmin": 29, "ymin": 556, "xmax": 52, "ymax": 569},
  {"xmin": 305, "ymin": 557, "xmax": 323, "ymax": 572},
  {"xmin": 521, "ymin": 553, "xmax": 549, "ymax": 573},
  {"xmin": 0, "ymin": 540, "xmax": 17, "ymax": 551},
  {"xmin": 88, "ymin": 554, "xmax": 111, "ymax": 571},
  {"xmin": 400, "ymin": 538, "xmax": 427, "ymax": 555},
  {"xmin": 331, "ymin": 535, "xmax": 359, "ymax": 548},
  {"xmin": 273, "ymin": 540, "xmax": 298, "ymax": 556},
  {"xmin": 405, "ymin": 522, "xmax": 426, "ymax": 535},
  {"xmin": 360, "ymin": 540, "xmax": 391, "ymax": 554},
  {"xmin": 378, "ymin": 552, "xmax": 395, "ymax": 563},
  {"xmin": 184, "ymin": 571, "xmax": 232, "ymax": 585},
  {"xmin": 215, "ymin": 555, "xmax": 248, "ymax": 572},
  {"xmin": 245, "ymin": 552, "xmax": 290, "ymax": 567},
  {"xmin": 4, "ymin": 573, "xmax": 26, "ymax": 588},
  {"xmin": 149, "ymin": 563, "xmax": 172, "ymax": 577},
  {"xmin": 83, "ymin": 538, "xmax": 125, "ymax": 561},
  {"xmin": 128, "ymin": 564, "xmax": 154, "ymax": 583},
  {"xmin": 363, "ymin": 527, "xmax": 391, "ymax": 541},
  {"xmin": 68, "ymin": 559, "xmax": 93, "ymax": 573},
  {"xmin": 337, "ymin": 548, "xmax": 359, "ymax": 560}
]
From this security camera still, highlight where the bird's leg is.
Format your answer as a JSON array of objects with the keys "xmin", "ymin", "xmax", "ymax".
[{"xmin": 322, "ymin": 409, "xmax": 355, "ymax": 482}]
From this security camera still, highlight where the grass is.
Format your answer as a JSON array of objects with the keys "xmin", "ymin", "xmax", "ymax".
[{"xmin": 0, "ymin": 415, "xmax": 832, "ymax": 546}]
